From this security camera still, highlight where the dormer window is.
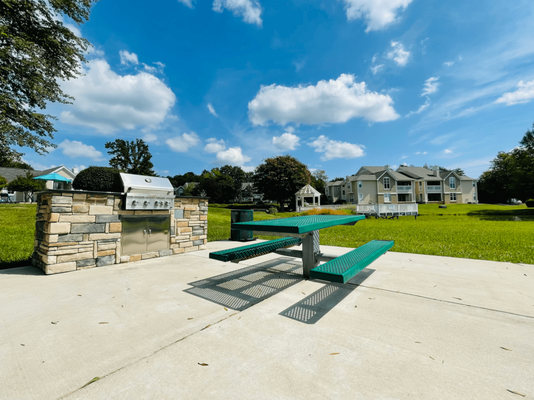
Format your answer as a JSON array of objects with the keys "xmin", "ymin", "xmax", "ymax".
[
  {"xmin": 449, "ymin": 177, "xmax": 456, "ymax": 189},
  {"xmin": 383, "ymin": 177, "xmax": 390, "ymax": 190}
]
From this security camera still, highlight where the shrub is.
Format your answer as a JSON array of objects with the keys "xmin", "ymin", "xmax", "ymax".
[
  {"xmin": 268, "ymin": 207, "xmax": 278, "ymax": 215},
  {"xmin": 526, "ymin": 199, "xmax": 534, "ymax": 208},
  {"xmin": 304, "ymin": 208, "xmax": 350, "ymax": 216},
  {"xmin": 72, "ymin": 166, "xmax": 121, "ymax": 192}
]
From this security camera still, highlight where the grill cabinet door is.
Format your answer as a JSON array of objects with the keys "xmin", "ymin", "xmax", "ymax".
[
  {"xmin": 122, "ymin": 216, "xmax": 148, "ymax": 256},
  {"xmin": 146, "ymin": 215, "xmax": 170, "ymax": 253}
]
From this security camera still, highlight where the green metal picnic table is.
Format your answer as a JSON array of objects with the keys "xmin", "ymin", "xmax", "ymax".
[{"xmin": 231, "ymin": 214, "xmax": 365, "ymax": 278}]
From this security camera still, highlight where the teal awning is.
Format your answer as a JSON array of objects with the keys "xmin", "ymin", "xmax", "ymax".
[{"xmin": 33, "ymin": 172, "xmax": 72, "ymax": 183}]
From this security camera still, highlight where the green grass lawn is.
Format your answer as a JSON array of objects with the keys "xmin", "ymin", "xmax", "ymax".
[
  {"xmin": 0, "ymin": 204, "xmax": 37, "ymax": 268},
  {"xmin": 1, "ymin": 203, "xmax": 533, "ymax": 268},
  {"xmin": 208, "ymin": 204, "xmax": 534, "ymax": 264}
]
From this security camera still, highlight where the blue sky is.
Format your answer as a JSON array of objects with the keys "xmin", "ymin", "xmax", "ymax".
[{"xmin": 24, "ymin": 0, "xmax": 534, "ymax": 179}]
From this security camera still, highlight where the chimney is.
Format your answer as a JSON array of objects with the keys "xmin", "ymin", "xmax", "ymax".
[
  {"xmin": 432, "ymin": 166, "xmax": 439, "ymax": 177},
  {"xmin": 72, "ymin": 167, "xmax": 79, "ymax": 175}
]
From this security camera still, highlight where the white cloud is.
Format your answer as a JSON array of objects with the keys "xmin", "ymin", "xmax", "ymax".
[
  {"xmin": 272, "ymin": 132, "xmax": 300, "ymax": 151},
  {"xmin": 204, "ymin": 138, "xmax": 226, "ymax": 153},
  {"xmin": 248, "ymin": 74, "xmax": 399, "ymax": 126},
  {"xmin": 215, "ymin": 147, "xmax": 251, "ymax": 166},
  {"xmin": 166, "ymin": 132, "xmax": 200, "ymax": 152},
  {"xmin": 415, "ymin": 151, "xmax": 427, "ymax": 155},
  {"xmin": 443, "ymin": 61, "xmax": 454, "ymax": 67},
  {"xmin": 60, "ymin": 59, "xmax": 176, "ymax": 134},
  {"xmin": 342, "ymin": 0, "xmax": 413, "ymax": 32},
  {"xmin": 207, "ymin": 103, "xmax": 218, "ymax": 117},
  {"xmin": 58, "ymin": 139, "xmax": 104, "ymax": 161},
  {"xmin": 119, "ymin": 50, "xmax": 138, "ymax": 65},
  {"xmin": 422, "ymin": 77, "xmax": 439, "ymax": 96},
  {"xmin": 406, "ymin": 98, "xmax": 430, "ymax": 116},
  {"xmin": 143, "ymin": 133, "xmax": 158, "ymax": 143},
  {"xmin": 495, "ymin": 79, "xmax": 534, "ymax": 105},
  {"xmin": 142, "ymin": 62, "xmax": 164, "ymax": 74},
  {"xmin": 212, "ymin": 0, "xmax": 262, "ymax": 26},
  {"xmin": 293, "ymin": 60, "xmax": 306, "ymax": 72},
  {"xmin": 386, "ymin": 41, "xmax": 410, "ymax": 66},
  {"xmin": 177, "ymin": 0, "xmax": 195, "ymax": 8},
  {"xmin": 401, "ymin": 155, "xmax": 409, "ymax": 159},
  {"xmin": 86, "ymin": 45, "xmax": 105, "ymax": 58},
  {"xmin": 444, "ymin": 149, "xmax": 453, "ymax": 154},
  {"xmin": 308, "ymin": 135, "xmax": 365, "ymax": 161},
  {"xmin": 370, "ymin": 64, "xmax": 384, "ymax": 75}
]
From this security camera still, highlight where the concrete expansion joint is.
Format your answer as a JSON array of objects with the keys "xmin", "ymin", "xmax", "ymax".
[
  {"xmin": 58, "ymin": 310, "xmax": 241, "ymax": 399},
  {"xmin": 352, "ymin": 284, "xmax": 534, "ymax": 320}
]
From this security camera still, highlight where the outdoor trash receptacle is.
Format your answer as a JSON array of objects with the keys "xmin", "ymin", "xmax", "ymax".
[{"xmin": 230, "ymin": 209, "xmax": 254, "ymax": 241}]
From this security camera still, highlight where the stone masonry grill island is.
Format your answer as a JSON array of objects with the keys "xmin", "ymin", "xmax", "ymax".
[{"xmin": 32, "ymin": 174, "xmax": 208, "ymax": 275}]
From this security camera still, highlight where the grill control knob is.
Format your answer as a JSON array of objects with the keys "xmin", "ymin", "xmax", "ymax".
[
  {"xmin": 144, "ymin": 201, "xmax": 149, "ymax": 206},
  {"xmin": 132, "ymin": 200, "xmax": 137, "ymax": 206},
  {"xmin": 165, "ymin": 201, "xmax": 169, "ymax": 206}
]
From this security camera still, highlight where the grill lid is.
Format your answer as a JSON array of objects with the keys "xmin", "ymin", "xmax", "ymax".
[
  {"xmin": 120, "ymin": 173, "xmax": 175, "ymax": 210},
  {"xmin": 120, "ymin": 173, "xmax": 174, "ymax": 194}
]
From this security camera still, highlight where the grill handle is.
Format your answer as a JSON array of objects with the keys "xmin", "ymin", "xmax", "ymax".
[
  {"xmin": 143, "ymin": 229, "xmax": 147, "ymax": 237},
  {"xmin": 148, "ymin": 228, "xmax": 152, "ymax": 236}
]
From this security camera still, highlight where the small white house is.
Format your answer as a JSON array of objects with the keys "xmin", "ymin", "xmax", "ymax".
[{"xmin": 0, "ymin": 165, "xmax": 77, "ymax": 203}]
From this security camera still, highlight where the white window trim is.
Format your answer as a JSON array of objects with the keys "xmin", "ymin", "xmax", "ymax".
[
  {"xmin": 449, "ymin": 177, "xmax": 456, "ymax": 189},
  {"xmin": 384, "ymin": 193, "xmax": 391, "ymax": 203},
  {"xmin": 450, "ymin": 193, "xmax": 457, "ymax": 202},
  {"xmin": 383, "ymin": 177, "xmax": 391, "ymax": 190}
]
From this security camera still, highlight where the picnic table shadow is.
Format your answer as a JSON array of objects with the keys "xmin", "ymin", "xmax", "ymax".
[{"xmin": 184, "ymin": 257, "xmax": 374, "ymax": 324}]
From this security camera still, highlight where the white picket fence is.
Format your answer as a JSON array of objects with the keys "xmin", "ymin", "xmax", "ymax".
[{"xmin": 300, "ymin": 203, "xmax": 418, "ymax": 217}]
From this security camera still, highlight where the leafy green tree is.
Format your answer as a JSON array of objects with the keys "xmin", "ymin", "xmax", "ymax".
[
  {"xmin": 1, "ymin": 0, "xmax": 98, "ymax": 159},
  {"xmin": 478, "ymin": 123, "xmax": 534, "ymax": 203},
  {"xmin": 0, "ymin": 175, "xmax": 7, "ymax": 189},
  {"xmin": 7, "ymin": 171, "xmax": 45, "ymax": 202},
  {"xmin": 105, "ymin": 139, "xmax": 156, "ymax": 176},
  {"xmin": 253, "ymin": 155, "xmax": 311, "ymax": 211},
  {"xmin": 219, "ymin": 165, "xmax": 246, "ymax": 195},
  {"xmin": 167, "ymin": 171, "xmax": 201, "ymax": 188},
  {"xmin": 0, "ymin": 144, "xmax": 32, "ymax": 169},
  {"xmin": 310, "ymin": 170, "xmax": 328, "ymax": 196},
  {"xmin": 194, "ymin": 168, "xmax": 236, "ymax": 203}
]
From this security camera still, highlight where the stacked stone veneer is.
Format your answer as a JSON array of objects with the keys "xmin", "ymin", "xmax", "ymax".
[{"xmin": 33, "ymin": 191, "xmax": 208, "ymax": 274}]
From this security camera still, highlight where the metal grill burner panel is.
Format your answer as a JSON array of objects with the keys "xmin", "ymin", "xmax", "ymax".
[{"xmin": 120, "ymin": 173, "xmax": 175, "ymax": 210}]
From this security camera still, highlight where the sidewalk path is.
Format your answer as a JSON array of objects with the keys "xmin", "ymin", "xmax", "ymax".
[{"xmin": 1, "ymin": 241, "xmax": 532, "ymax": 399}]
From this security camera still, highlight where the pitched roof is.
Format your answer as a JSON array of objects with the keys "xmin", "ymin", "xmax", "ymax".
[
  {"xmin": 295, "ymin": 184, "xmax": 321, "ymax": 196},
  {"xmin": 396, "ymin": 166, "xmax": 475, "ymax": 181},
  {"xmin": 352, "ymin": 166, "xmax": 413, "ymax": 181},
  {"xmin": 0, "ymin": 167, "xmax": 40, "ymax": 183}
]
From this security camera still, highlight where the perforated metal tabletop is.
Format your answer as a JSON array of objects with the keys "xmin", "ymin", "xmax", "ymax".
[{"xmin": 231, "ymin": 214, "xmax": 365, "ymax": 234}]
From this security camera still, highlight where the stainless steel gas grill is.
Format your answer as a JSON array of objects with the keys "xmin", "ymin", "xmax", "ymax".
[
  {"xmin": 120, "ymin": 173, "xmax": 175, "ymax": 210},
  {"xmin": 119, "ymin": 173, "xmax": 175, "ymax": 256}
]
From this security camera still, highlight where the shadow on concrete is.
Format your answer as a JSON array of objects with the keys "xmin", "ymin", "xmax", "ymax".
[
  {"xmin": 280, "ymin": 269, "xmax": 375, "ymax": 324},
  {"xmin": 184, "ymin": 257, "xmax": 304, "ymax": 311},
  {"xmin": 0, "ymin": 265, "xmax": 44, "ymax": 276}
]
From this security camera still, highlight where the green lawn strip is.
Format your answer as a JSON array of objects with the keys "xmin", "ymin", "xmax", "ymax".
[
  {"xmin": 418, "ymin": 203, "xmax": 533, "ymax": 216},
  {"xmin": 207, "ymin": 206, "xmax": 534, "ymax": 264},
  {"xmin": 0, "ymin": 204, "xmax": 37, "ymax": 266}
]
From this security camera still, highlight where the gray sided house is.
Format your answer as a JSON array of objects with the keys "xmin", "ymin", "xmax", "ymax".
[
  {"xmin": 324, "ymin": 180, "xmax": 347, "ymax": 203},
  {"xmin": 349, "ymin": 166, "xmax": 416, "ymax": 205},
  {"xmin": 0, "ymin": 165, "xmax": 77, "ymax": 202},
  {"xmin": 396, "ymin": 166, "xmax": 478, "ymax": 204},
  {"xmin": 328, "ymin": 165, "xmax": 478, "ymax": 205}
]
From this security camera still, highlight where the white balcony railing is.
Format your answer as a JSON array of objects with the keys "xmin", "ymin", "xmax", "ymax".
[
  {"xmin": 397, "ymin": 186, "xmax": 412, "ymax": 192},
  {"xmin": 427, "ymin": 185, "xmax": 442, "ymax": 192},
  {"xmin": 299, "ymin": 204, "xmax": 418, "ymax": 216}
]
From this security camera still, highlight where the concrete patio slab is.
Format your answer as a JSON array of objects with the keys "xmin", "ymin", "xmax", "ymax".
[{"xmin": 1, "ymin": 241, "xmax": 532, "ymax": 399}]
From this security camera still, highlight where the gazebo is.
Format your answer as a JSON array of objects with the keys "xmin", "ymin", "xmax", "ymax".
[{"xmin": 295, "ymin": 184, "xmax": 321, "ymax": 211}]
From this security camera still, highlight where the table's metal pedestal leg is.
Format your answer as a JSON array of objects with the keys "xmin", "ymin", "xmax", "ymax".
[{"xmin": 302, "ymin": 230, "xmax": 320, "ymax": 279}]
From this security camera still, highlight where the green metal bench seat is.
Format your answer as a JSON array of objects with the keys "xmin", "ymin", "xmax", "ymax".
[
  {"xmin": 310, "ymin": 240, "xmax": 394, "ymax": 284},
  {"xmin": 209, "ymin": 237, "xmax": 303, "ymax": 263}
]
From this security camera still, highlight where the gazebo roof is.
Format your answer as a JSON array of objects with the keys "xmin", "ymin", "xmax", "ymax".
[{"xmin": 295, "ymin": 184, "xmax": 321, "ymax": 196}]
